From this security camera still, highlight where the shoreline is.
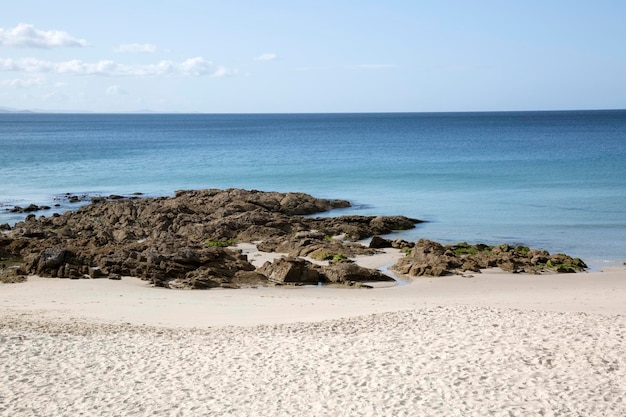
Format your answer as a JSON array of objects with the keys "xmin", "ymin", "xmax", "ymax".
[
  {"xmin": 3, "ymin": 190, "xmax": 626, "ymax": 266},
  {"xmin": 2, "ymin": 248, "xmax": 624, "ymax": 329}
]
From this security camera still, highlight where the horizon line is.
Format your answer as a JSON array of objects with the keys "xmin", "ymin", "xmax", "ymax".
[{"xmin": 1, "ymin": 107, "xmax": 625, "ymax": 116}]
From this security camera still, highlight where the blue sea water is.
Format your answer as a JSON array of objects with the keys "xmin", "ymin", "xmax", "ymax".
[{"xmin": 1, "ymin": 111, "xmax": 625, "ymax": 265}]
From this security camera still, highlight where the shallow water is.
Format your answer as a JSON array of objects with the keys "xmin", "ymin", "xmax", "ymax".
[{"xmin": 1, "ymin": 111, "xmax": 625, "ymax": 262}]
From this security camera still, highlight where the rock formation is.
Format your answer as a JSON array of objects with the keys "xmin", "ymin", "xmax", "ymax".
[
  {"xmin": 391, "ymin": 239, "xmax": 587, "ymax": 277},
  {"xmin": 1, "ymin": 189, "xmax": 419, "ymax": 287},
  {"xmin": 0, "ymin": 189, "xmax": 588, "ymax": 287}
]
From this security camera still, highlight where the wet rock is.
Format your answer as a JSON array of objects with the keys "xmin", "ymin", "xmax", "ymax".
[{"xmin": 8, "ymin": 204, "xmax": 51, "ymax": 213}]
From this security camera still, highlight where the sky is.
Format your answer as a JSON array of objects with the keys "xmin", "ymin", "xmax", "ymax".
[{"xmin": 1, "ymin": 0, "xmax": 625, "ymax": 113}]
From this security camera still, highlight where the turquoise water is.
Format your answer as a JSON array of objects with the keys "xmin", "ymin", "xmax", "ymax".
[{"xmin": 1, "ymin": 111, "xmax": 625, "ymax": 263}]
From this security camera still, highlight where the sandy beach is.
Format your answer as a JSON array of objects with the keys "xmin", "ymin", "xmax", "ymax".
[{"xmin": 1, "ymin": 249, "xmax": 625, "ymax": 416}]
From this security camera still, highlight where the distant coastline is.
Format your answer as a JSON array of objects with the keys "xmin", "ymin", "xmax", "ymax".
[{"xmin": 2, "ymin": 105, "xmax": 626, "ymax": 115}]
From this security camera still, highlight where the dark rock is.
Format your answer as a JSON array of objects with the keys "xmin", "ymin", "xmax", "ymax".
[
  {"xmin": 33, "ymin": 248, "xmax": 76, "ymax": 273},
  {"xmin": 8, "ymin": 204, "xmax": 51, "ymax": 213},
  {"xmin": 257, "ymin": 256, "xmax": 322, "ymax": 285},
  {"xmin": 369, "ymin": 236, "xmax": 392, "ymax": 249}
]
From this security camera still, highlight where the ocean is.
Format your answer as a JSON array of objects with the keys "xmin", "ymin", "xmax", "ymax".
[{"xmin": 1, "ymin": 111, "xmax": 625, "ymax": 265}]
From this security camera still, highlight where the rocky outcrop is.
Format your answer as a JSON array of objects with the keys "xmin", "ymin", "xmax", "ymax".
[
  {"xmin": 7, "ymin": 204, "xmax": 51, "ymax": 213},
  {"xmin": 392, "ymin": 239, "xmax": 587, "ymax": 277},
  {"xmin": 2, "ymin": 189, "xmax": 419, "ymax": 288},
  {"xmin": 257, "ymin": 256, "xmax": 394, "ymax": 287},
  {"xmin": 2, "ymin": 189, "xmax": 588, "ymax": 287}
]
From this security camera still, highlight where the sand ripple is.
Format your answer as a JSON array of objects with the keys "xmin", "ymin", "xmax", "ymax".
[{"xmin": 1, "ymin": 306, "xmax": 625, "ymax": 416}]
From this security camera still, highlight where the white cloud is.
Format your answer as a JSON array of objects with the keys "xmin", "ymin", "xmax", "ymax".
[
  {"xmin": 106, "ymin": 85, "xmax": 128, "ymax": 95},
  {"xmin": 56, "ymin": 59, "xmax": 119, "ymax": 75},
  {"xmin": 178, "ymin": 57, "xmax": 235, "ymax": 77},
  {"xmin": 115, "ymin": 43, "xmax": 157, "ymax": 54},
  {"xmin": 0, "ymin": 57, "xmax": 233, "ymax": 77},
  {"xmin": 0, "ymin": 58, "xmax": 54, "ymax": 72},
  {"xmin": 0, "ymin": 76, "xmax": 44, "ymax": 88},
  {"xmin": 254, "ymin": 53, "xmax": 277, "ymax": 61},
  {"xmin": 0, "ymin": 23, "xmax": 88, "ymax": 48},
  {"xmin": 179, "ymin": 57, "xmax": 215, "ymax": 76}
]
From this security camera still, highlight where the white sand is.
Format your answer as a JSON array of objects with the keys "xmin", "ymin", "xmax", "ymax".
[{"xmin": 1, "ymin": 250, "xmax": 625, "ymax": 416}]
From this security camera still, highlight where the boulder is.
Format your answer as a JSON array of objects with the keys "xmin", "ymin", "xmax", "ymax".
[
  {"xmin": 257, "ymin": 256, "xmax": 322, "ymax": 285},
  {"xmin": 320, "ymin": 263, "xmax": 394, "ymax": 283},
  {"xmin": 369, "ymin": 236, "xmax": 392, "ymax": 249},
  {"xmin": 31, "ymin": 248, "xmax": 79, "ymax": 276},
  {"xmin": 392, "ymin": 239, "xmax": 456, "ymax": 276}
]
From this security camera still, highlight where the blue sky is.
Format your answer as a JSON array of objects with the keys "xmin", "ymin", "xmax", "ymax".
[{"xmin": 1, "ymin": 1, "xmax": 625, "ymax": 113}]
